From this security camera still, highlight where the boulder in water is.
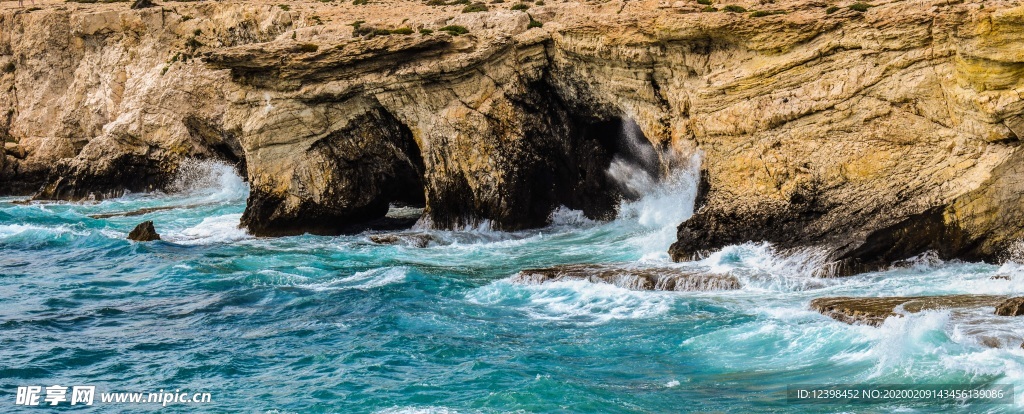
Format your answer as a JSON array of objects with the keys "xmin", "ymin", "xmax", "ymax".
[
  {"xmin": 811, "ymin": 295, "xmax": 1009, "ymax": 327},
  {"xmin": 127, "ymin": 221, "xmax": 161, "ymax": 241},
  {"xmin": 994, "ymin": 297, "xmax": 1024, "ymax": 316},
  {"xmin": 369, "ymin": 233, "xmax": 434, "ymax": 248},
  {"xmin": 510, "ymin": 264, "xmax": 740, "ymax": 292}
]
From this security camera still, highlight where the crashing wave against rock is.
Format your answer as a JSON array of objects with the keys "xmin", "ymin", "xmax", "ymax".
[
  {"xmin": 810, "ymin": 296, "xmax": 1011, "ymax": 327},
  {"xmin": 4, "ymin": 1, "xmax": 1024, "ymax": 269},
  {"xmin": 510, "ymin": 264, "xmax": 741, "ymax": 292}
]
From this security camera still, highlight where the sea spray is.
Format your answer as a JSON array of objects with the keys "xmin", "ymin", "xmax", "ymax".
[
  {"xmin": 168, "ymin": 158, "xmax": 248, "ymax": 203},
  {"xmin": 5, "ymin": 148, "xmax": 1024, "ymax": 412}
]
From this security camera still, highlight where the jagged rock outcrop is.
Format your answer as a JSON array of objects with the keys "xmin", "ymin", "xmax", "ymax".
[
  {"xmin": 127, "ymin": 220, "xmax": 160, "ymax": 241},
  {"xmin": 510, "ymin": 264, "xmax": 741, "ymax": 291},
  {"xmin": 994, "ymin": 297, "xmax": 1024, "ymax": 316},
  {"xmin": 4, "ymin": 0, "xmax": 1024, "ymax": 266}
]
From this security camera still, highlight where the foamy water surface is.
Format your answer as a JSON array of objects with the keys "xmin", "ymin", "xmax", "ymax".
[{"xmin": 2, "ymin": 158, "xmax": 1023, "ymax": 413}]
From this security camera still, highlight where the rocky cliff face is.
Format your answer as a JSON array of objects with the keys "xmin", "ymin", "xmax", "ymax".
[{"xmin": 3, "ymin": 0, "xmax": 1024, "ymax": 272}]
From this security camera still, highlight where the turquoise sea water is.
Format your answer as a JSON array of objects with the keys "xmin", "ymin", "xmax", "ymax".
[{"xmin": 3, "ymin": 159, "xmax": 1024, "ymax": 413}]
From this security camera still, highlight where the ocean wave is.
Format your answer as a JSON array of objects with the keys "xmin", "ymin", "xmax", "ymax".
[
  {"xmin": 305, "ymin": 267, "xmax": 409, "ymax": 291},
  {"xmin": 167, "ymin": 158, "xmax": 248, "ymax": 203},
  {"xmin": 165, "ymin": 213, "xmax": 250, "ymax": 245},
  {"xmin": 467, "ymin": 279, "xmax": 673, "ymax": 325}
]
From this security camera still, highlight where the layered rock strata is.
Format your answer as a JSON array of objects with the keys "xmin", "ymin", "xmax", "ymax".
[
  {"xmin": 510, "ymin": 264, "xmax": 741, "ymax": 291},
  {"xmin": 3, "ymin": 0, "xmax": 1024, "ymax": 268}
]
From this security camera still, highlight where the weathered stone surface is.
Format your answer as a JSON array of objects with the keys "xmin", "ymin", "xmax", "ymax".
[
  {"xmin": 994, "ymin": 297, "xmax": 1024, "ymax": 316},
  {"xmin": 369, "ymin": 233, "xmax": 435, "ymax": 248},
  {"xmin": 127, "ymin": 220, "xmax": 160, "ymax": 242},
  {"xmin": 3, "ymin": 0, "xmax": 1024, "ymax": 266},
  {"xmin": 510, "ymin": 264, "xmax": 741, "ymax": 291},
  {"xmin": 811, "ymin": 295, "xmax": 1010, "ymax": 327}
]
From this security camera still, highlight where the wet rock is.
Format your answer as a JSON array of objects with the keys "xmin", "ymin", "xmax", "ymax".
[
  {"xmin": 994, "ymin": 297, "xmax": 1024, "ymax": 316},
  {"xmin": 369, "ymin": 233, "xmax": 435, "ymax": 248},
  {"xmin": 127, "ymin": 221, "xmax": 161, "ymax": 242},
  {"xmin": 510, "ymin": 264, "xmax": 741, "ymax": 292},
  {"xmin": 980, "ymin": 336, "xmax": 1002, "ymax": 348},
  {"xmin": 991, "ymin": 275, "xmax": 1011, "ymax": 280},
  {"xmin": 810, "ymin": 295, "xmax": 1009, "ymax": 327}
]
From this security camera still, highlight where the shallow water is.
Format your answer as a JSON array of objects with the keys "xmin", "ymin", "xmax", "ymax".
[{"xmin": 2, "ymin": 159, "xmax": 1024, "ymax": 413}]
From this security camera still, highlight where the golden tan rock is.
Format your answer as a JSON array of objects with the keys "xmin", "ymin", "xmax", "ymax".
[{"xmin": 0, "ymin": 0, "xmax": 1022, "ymax": 264}]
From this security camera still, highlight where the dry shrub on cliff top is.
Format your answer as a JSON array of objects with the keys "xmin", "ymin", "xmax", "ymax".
[
  {"xmin": 462, "ymin": 2, "xmax": 488, "ymax": 12},
  {"xmin": 849, "ymin": 2, "xmax": 872, "ymax": 12},
  {"xmin": 722, "ymin": 5, "xmax": 746, "ymax": 12},
  {"xmin": 439, "ymin": 25, "xmax": 469, "ymax": 35},
  {"xmin": 511, "ymin": 3, "xmax": 529, "ymax": 10}
]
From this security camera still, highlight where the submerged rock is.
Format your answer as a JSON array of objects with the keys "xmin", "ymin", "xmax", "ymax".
[
  {"xmin": 127, "ymin": 221, "xmax": 161, "ymax": 242},
  {"xmin": 994, "ymin": 297, "xmax": 1024, "ymax": 316},
  {"xmin": 89, "ymin": 203, "xmax": 210, "ymax": 219},
  {"xmin": 810, "ymin": 295, "xmax": 1009, "ymax": 327},
  {"xmin": 510, "ymin": 264, "xmax": 741, "ymax": 292},
  {"xmin": 369, "ymin": 233, "xmax": 435, "ymax": 248}
]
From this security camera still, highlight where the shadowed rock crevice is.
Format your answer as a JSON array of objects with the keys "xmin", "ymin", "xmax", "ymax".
[
  {"xmin": 415, "ymin": 79, "xmax": 665, "ymax": 231},
  {"xmin": 34, "ymin": 153, "xmax": 175, "ymax": 201},
  {"xmin": 183, "ymin": 115, "xmax": 247, "ymax": 178}
]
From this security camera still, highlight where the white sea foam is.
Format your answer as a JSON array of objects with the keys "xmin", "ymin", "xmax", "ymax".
[
  {"xmin": 375, "ymin": 407, "xmax": 466, "ymax": 414},
  {"xmin": 694, "ymin": 243, "xmax": 836, "ymax": 292},
  {"xmin": 168, "ymin": 158, "xmax": 248, "ymax": 203},
  {"xmin": 307, "ymin": 267, "xmax": 409, "ymax": 291},
  {"xmin": 468, "ymin": 279, "xmax": 672, "ymax": 325},
  {"xmin": 547, "ymin": 206, "xmax": 596, "ymax": 228},
  {"xmin": 0, "ymin": 223, "xmax": 89, "ymax": 238},
  {"xmin": 614, "ymin": 151, "xmax": 702, "ymax": 260},
  {"xmin": 166, "ymin": 213, "xmax": 249, "ymax": 245}
]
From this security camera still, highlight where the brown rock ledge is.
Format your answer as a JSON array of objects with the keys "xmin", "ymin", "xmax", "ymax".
[
  {"xmin": 509, "ymin": 264, "xmax": 741, "ymax": 292},
  {"xmin": 810, "ymin": 295, "xmax": 1010, "ymax": 327},
  {"xmin": 994, "ymin": 297, "xmax": 1024, "ymax": 316}
]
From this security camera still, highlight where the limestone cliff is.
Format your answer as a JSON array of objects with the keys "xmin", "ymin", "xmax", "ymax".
[{"xmin": 3, "ymin": 0, "xmax": 1024, "ymax": 272}]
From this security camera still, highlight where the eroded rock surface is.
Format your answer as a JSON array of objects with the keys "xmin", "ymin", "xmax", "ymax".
[
  {"xmin": 4, "ymin": 0, "xmax": 1024, "ymax": 264},
  {"xmin": 994, "ymin": 297, "xmax": 1024, "ymax": 316},
  {"xmin": 810, "ymin": 295, "xmax": 1009, "ymax": 327},
  {"xmin": 510, "ymin": 264, "xmax": 741, "ymax": 291},
  {"xmin": 127, "ymin": 220, "xmax": 160, "ymax": 241}
]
